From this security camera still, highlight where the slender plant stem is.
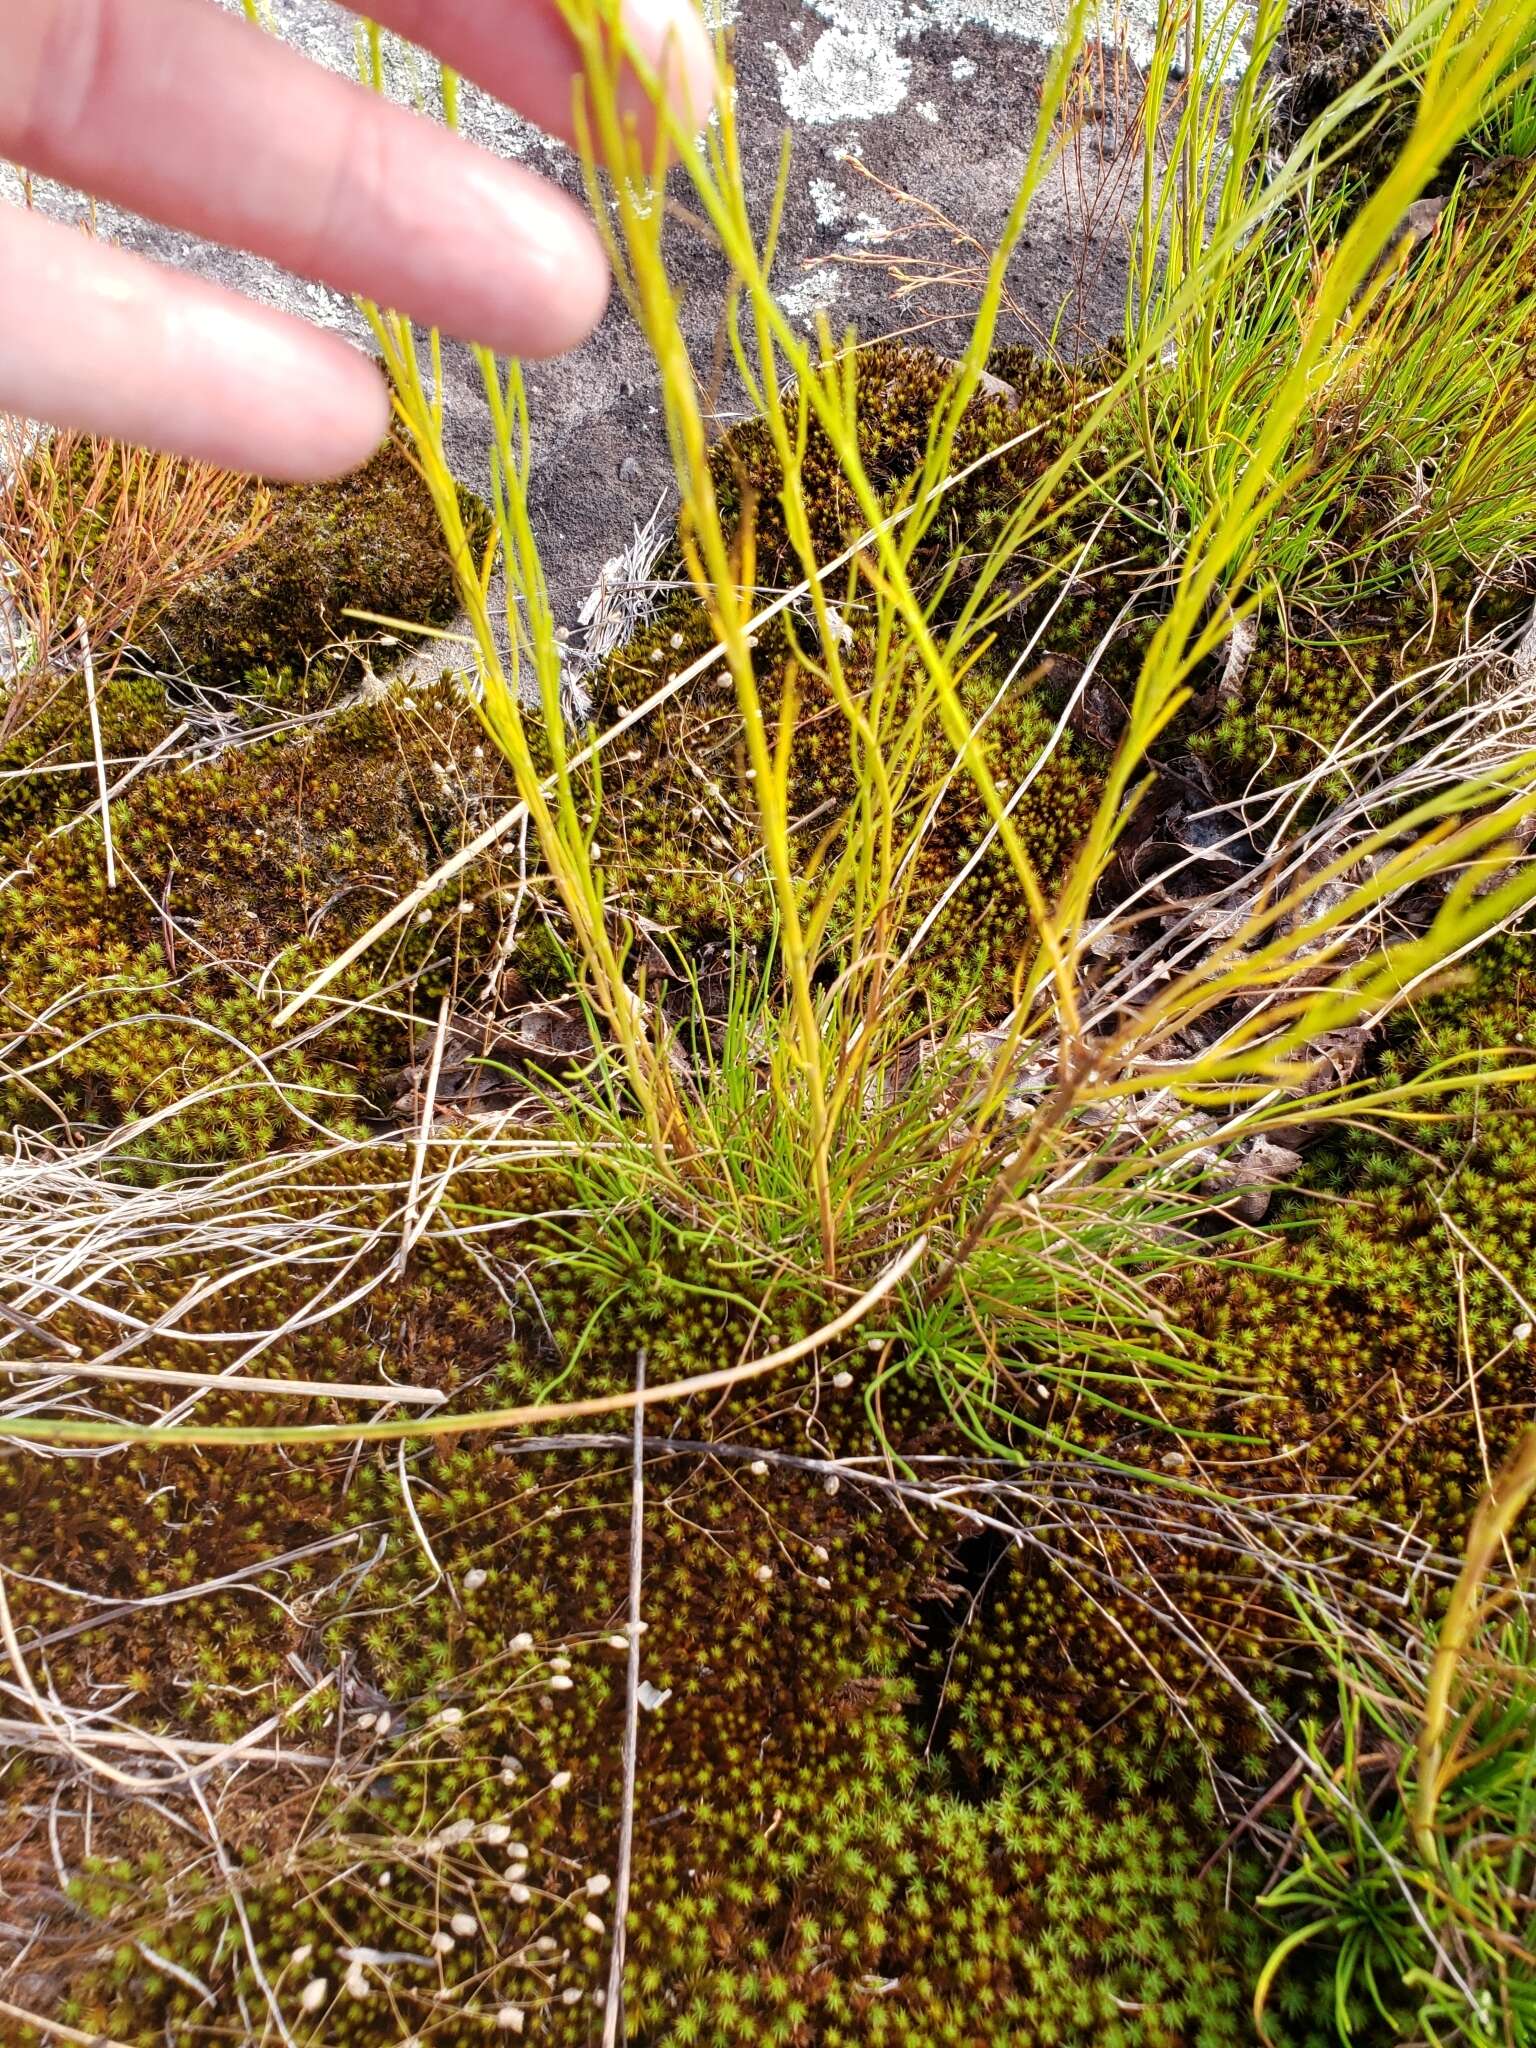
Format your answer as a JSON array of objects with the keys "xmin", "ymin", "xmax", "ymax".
[
  {"xmin": 604, "ymin": 1346, "xmax": 647, "ymax": 2048},
  {"xmin": 1414, "ymin": 1422, "xmax": 1536, "ymax": 1862}
]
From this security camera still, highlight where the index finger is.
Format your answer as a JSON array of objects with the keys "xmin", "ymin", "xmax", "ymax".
[{"xmin": 0, "ymin": 0, "xmax": 611, "ymax": 361}]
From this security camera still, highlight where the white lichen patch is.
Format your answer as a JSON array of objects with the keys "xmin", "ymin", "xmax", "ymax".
[
  {"xmin": 776, "ymin": 265, "xmax": 847, "ymax": 321},
  {"xmin": 812, "ymin": 175, "xmax": 854, "ymax": 227},
  {"xmin": 774, "ymin": 0, "xmax": 1248, "ymax": 126},
  {"xmin": 772, "ymin": 26, "xmax": 914, "ymax": 124}
]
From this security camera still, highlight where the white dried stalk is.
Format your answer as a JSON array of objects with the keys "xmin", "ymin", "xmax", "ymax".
[{"xmin": 77, "ymin": 621, "xmax": 115, "ymax": 889}]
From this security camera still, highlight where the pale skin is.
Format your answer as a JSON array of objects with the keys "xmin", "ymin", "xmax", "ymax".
[{"xmin": 0, "ymin": 0, "xmax": 716, "ymax": 480}]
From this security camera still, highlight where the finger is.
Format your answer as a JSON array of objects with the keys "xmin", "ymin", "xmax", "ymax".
[
  {"xmin": 0, "ymin": 204, "xmax": 391, "ymax": 481},
  {"xmin": 357, "ymin": 0, "xmax": 719, "ymax": 149},
  {"xmin": 0, "ymin": 0, "xmax": 610, "ymax": 361}
]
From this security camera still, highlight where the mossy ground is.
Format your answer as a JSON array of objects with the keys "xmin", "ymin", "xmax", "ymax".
[
  {"xmin": 0, "ymin": 687, "xmax": 517, "ymax": 1165},
  {"xmin": 0, "ymin": 367, "xmax": 1292, "ymax": 2048},
  {"xmin": 2, "ymin": 131, "xmax": 1535, "ymax": 2048},
  {"xmin": 2, "ymin": 1144, "xmax": 1280, "ymax": 2047},
  {"xmin": 1196, "ymin": 935, "xmax": 1536, "ymax": 1559}
]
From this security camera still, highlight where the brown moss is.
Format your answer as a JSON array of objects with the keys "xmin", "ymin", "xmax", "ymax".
[
  {"xmin": 938, "ymin": 927, "xmax": 1536, "ymax": 1785},
  {"xmin": 0, "ymin": 664, "xmax": 179, "ymax": 862},
  {"xmin": 1, "ymin": 1155, "xmax": 1271, "ymax": 2048},
  {"xmin": 155, "ymin": 433, "xmax": 480, "ymax": 695},
  {"xmin": 0, "ymin": 682, "xmax": 509, "ymax": 1164}
]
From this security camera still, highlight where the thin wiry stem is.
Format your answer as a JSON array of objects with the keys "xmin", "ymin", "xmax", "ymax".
[{"xmin": 603, "ymin": 1346, "xmax": 646, "ymax": 2048}]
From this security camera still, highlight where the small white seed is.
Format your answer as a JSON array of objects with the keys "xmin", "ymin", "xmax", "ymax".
[
  {"xmin": 462, "ymin": 1568, "xmax": 488, "ymax": 1592},
  {"xmin": 299, "ymin": 1979, "xmax": 328, "ymax": 2015},
  {"xmin": 450, "ymin": 1911, "xmax": 477, "ymax": 1939},
  {"xmin": 585, "ymin": 1873, "xmax": 612, "ymax": 1897}
]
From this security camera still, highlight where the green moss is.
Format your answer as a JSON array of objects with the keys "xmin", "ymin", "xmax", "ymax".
[
  {"xmin": 7, "ymin": 1161, "xmax": 1278, "ymax": 2048},
  {"xmin": 155, "ymin": 433, "xmax": 481, "ymax": 696},
  {"xmin": 1189, "ymin": 611, "xmax": 1403, "ymax": 788},
  {"xmin": 0, "ymin": 429, "xmax": 487, "ymax": 877},
  {"xmin": 0, "ymin": 663, "xmax": 178, "ymax": 861},
  {"xmin": 0, "ymin": 427, "xmax": 510, "ymax": 1169},
  {"xmin": 583, "ymin": 635, "xmax": 1102, "ymax": 1013},
  {"xmin": 1193, "ymin": 933, "xmax": 1536, "ymax": 1560},
  {"xmin": 0, "ymin": 683, "xmax": 508, "ymax": 1165},
  {"xmin": 938, "ymin": 935, "xmax": 1536, "ymax": 1791},
  {"xmin": 571, "ymin": 345, "xmax": 1144, "ymax": 1014}
]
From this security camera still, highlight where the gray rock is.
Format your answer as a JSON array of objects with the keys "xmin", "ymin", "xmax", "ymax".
[{"xmin": 4, "ymin": 0, "xmax": 1169, "ymax": 620}]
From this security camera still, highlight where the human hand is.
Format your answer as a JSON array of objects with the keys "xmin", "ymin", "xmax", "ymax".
[{"xmin": 0, "ymin": 0, "xmax": 715, "ymax": 480}]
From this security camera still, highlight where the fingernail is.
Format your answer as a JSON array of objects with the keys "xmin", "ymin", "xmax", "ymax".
[{"xmin": 622, "ymin": 0, "xmax": 719, "ymax": 131}]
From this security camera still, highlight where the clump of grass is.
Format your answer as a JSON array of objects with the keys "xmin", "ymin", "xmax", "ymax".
[
  {"xmin": 1134, "ymin": 0, "xmax": 1536, "ymax": 610},
  {"xmin": 301, "ymin": 0, "xmax": 1536, "ymax": 1330},
  {"xmin": 1255, "ymin": 1429, "xmax": 1536, "ymax": 2047}
]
